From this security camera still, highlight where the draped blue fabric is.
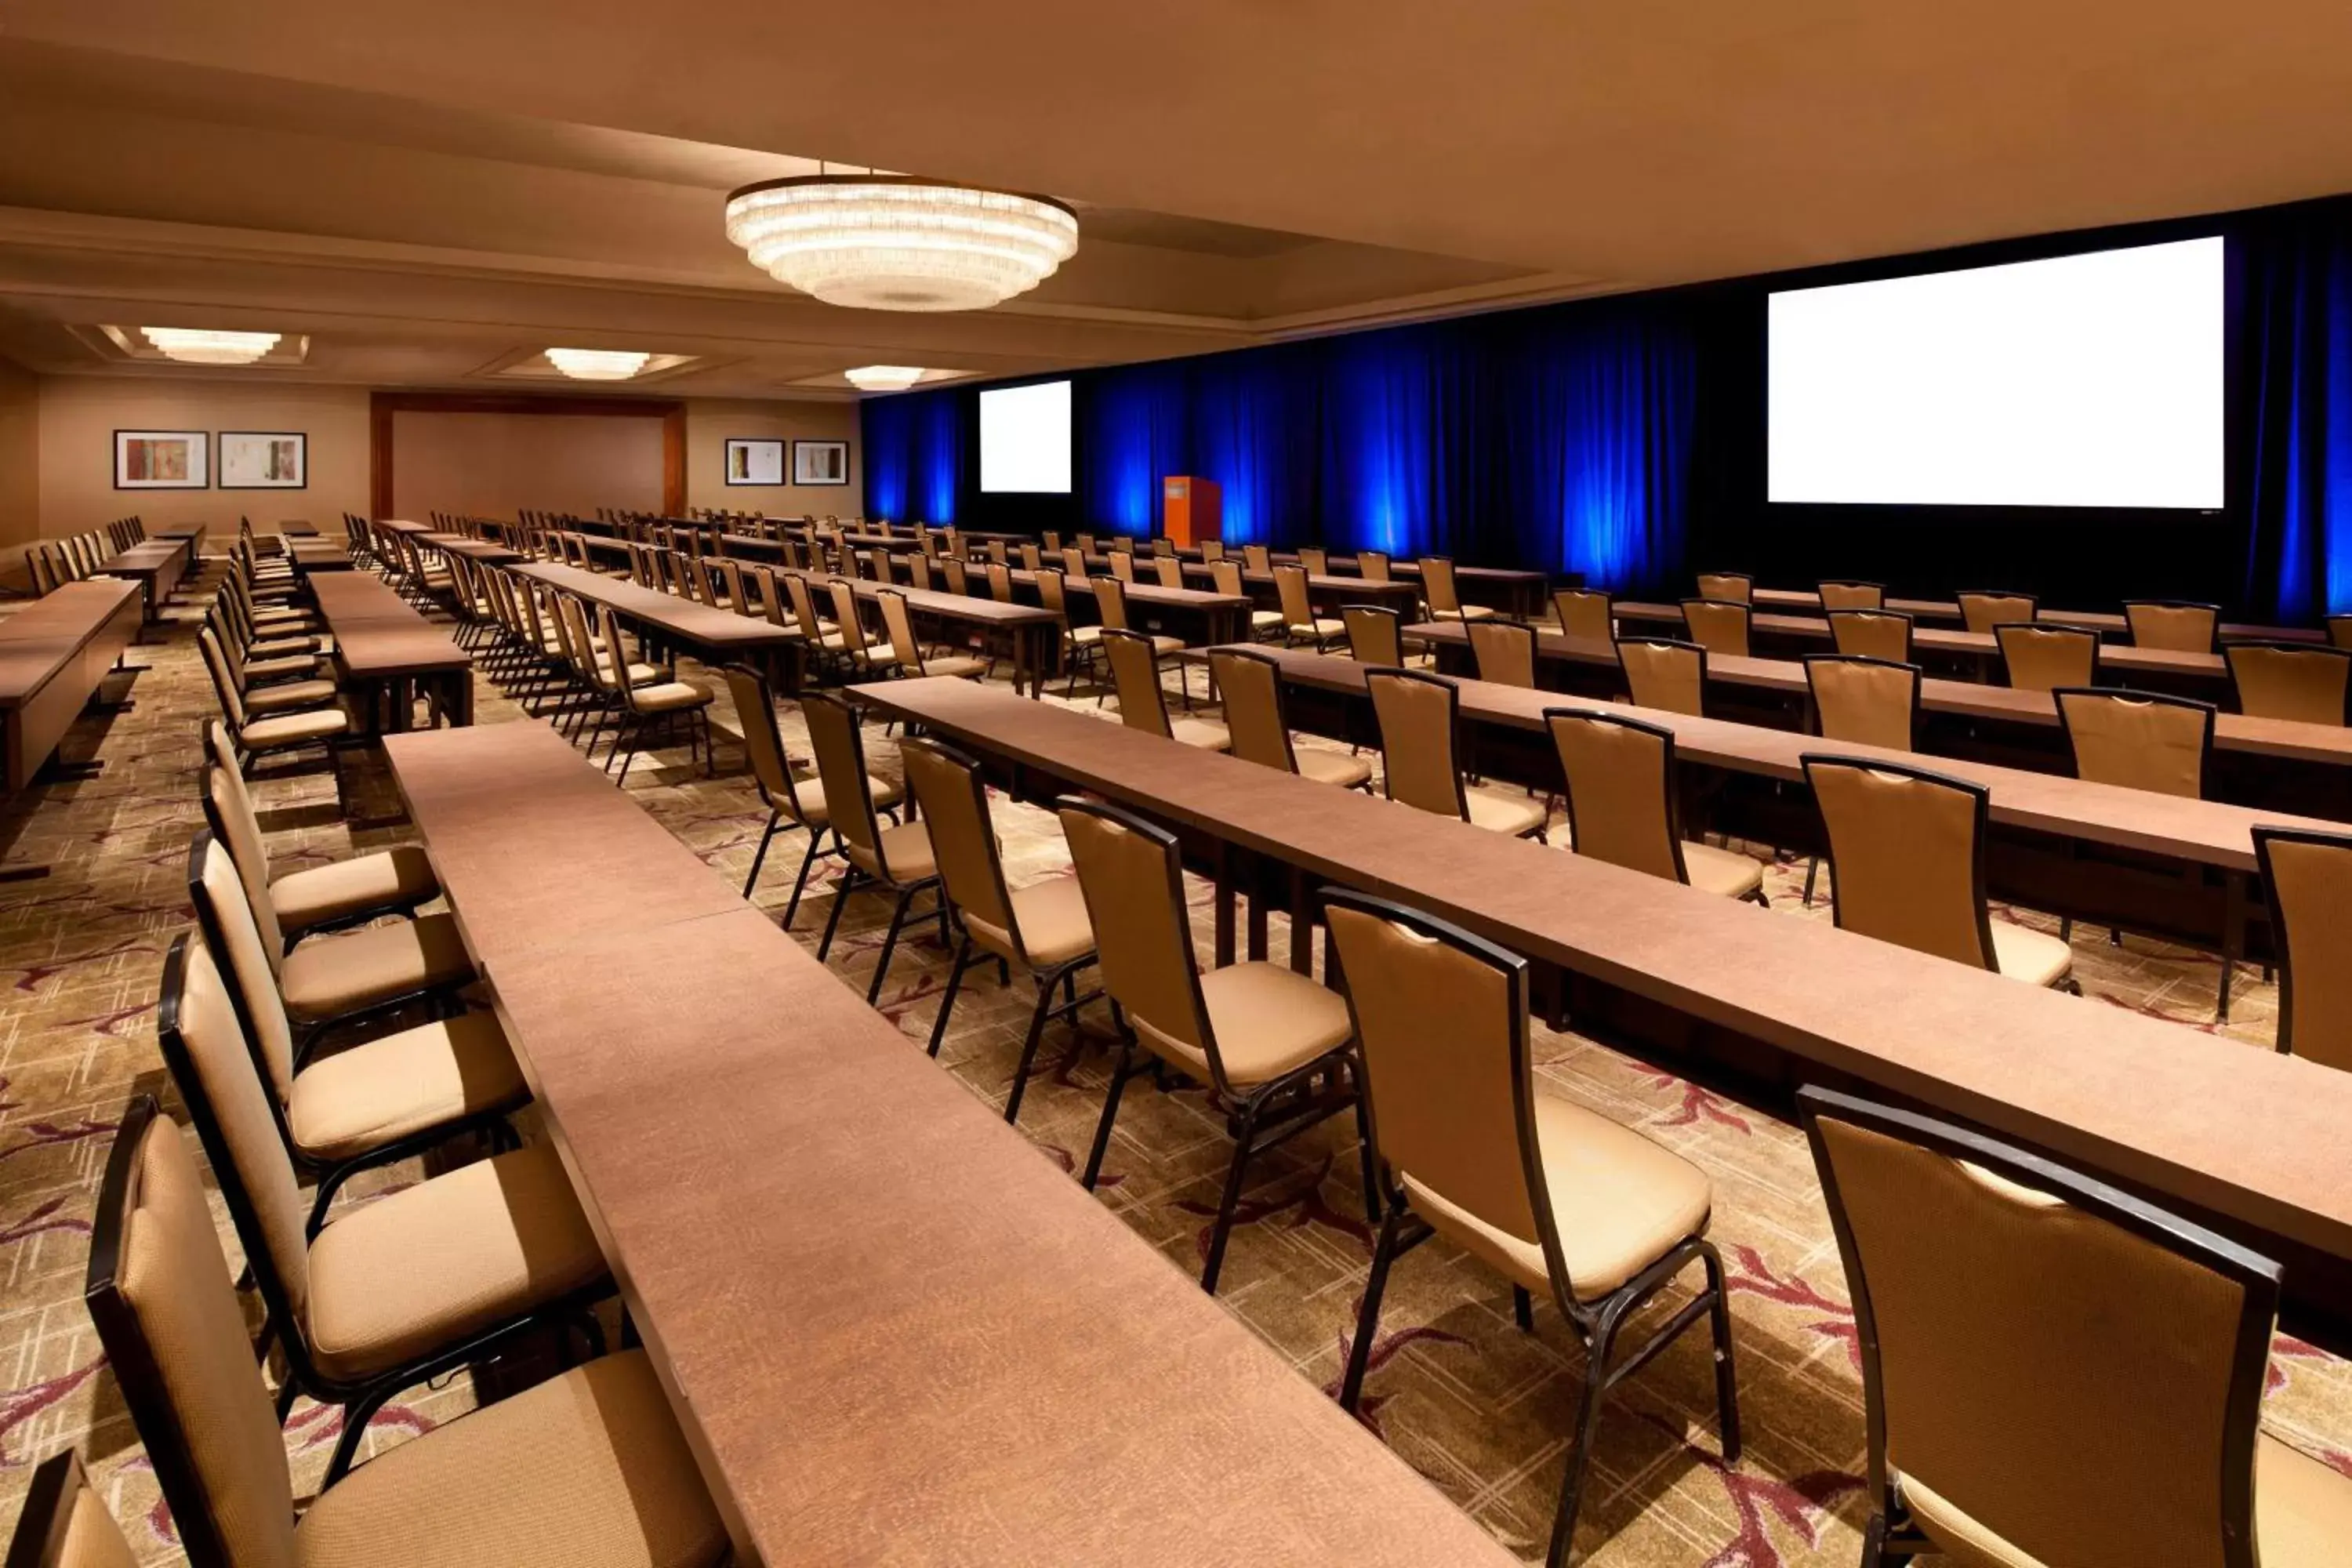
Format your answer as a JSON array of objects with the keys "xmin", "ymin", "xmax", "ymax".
[
  {"xmin": 1080, "ymin": 370, "xmax": 1189, "ymax": 535},
  {"xmin": 2242, "ymin": 209, "xmax": 2352, "ymax": 619},
  {"xmin": 1190, "ymin": 347, "xmax": 1313, "ymax": 546},
  {"xmin": 861, "ymin": 385, "xmax": 964, "ymax": 525}
]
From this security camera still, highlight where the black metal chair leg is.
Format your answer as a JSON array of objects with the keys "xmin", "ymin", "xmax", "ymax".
[
  {"xmin": 1700, "ymin": 1240, "xmax": 1743, "ymax": 1461},
  {"xmin": 1513, "ymin": 1286, "xmax": 1535, "ymax": 1331},
  {"xmin": 1547, "ymin": 1309, "xmax": 1626, "ymax": 1568},
  {"xmin": 324, "ymin": 1387, "xmax": 394, "ymax": 1486},
  {"xmin": 1081, "ymin": 1038, "xmax": 1138, "ymax": 1189},
  {"xmin": 1200, "ymin": 1096, "xmax": 1267, "ymax": 1294},
  {"xmin": 780, "ymin": 835, "xmax": 823, "ymax": 931},
  {"xmin": 1004, "ymin": 976, "xmax": 1058, "ymax": 1123},
  {"xmin": 1338, "ymin": 1206, "xmax": 1403, "ymax": 1412},
  {"xmin": 815, "ymin": 866, "xmax": 861, "ymax": 962},
  {"xmin": 928, "ymin": 937, "xmax": 975, "ymax": 1058},
  {"xmin": 866, "ymin": 885, "xmax": 917, "ymax": 1004},
  {"xmin": 742, "ymin": 810, "xmax": 782, "ymax": 898}
]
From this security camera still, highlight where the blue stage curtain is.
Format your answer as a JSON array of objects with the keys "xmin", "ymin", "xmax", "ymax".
[
  {"xmin": 2242, "ymin": 209, "xmax": 2352, "ymax": 620},
  {"xmin": 1080, "ymin": 367, "xmax": 1189, "ymax": 535},
  {"xmin": 1192, "ymin": 347, "xmax": 1315, "ymax": 546},
  {"xmin": 860, "ymin": 387, "xmax": 964, "ymax": 525},
  {"xmin": 1316, "ymin": 323, "xmax": 1490, "ymax": 561}
]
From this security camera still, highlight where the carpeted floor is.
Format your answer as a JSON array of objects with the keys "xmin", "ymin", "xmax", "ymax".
[{"xmin": 2, "ymin": 554, "xmax": 2347, "ymax": 1564}]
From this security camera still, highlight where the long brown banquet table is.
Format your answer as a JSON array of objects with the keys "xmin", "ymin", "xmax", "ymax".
[
  {"xmin": 1749, "ymin": 585, "xmax": 2331, "ymax": 644},
  {"xmin": 510, "ymin": 560, "xmax": 804, "ymax": 688},
  {"xmin": 0, "ymin": 577, "xmax": 143, "ymax": 800},
  {"xmin": 421, "ymin": 532, "xmax": 526, "ymax": 567},
  {"xmin": 849, "ymin": 674, "xmax": 2352, "ymax": 1348},
  {"xmin": 760, "ymin": 564, "xmax": 1064, "ymax": 696},
  {"xmin": 380, "ymin": 720, "xmax": 1518, "ymax": 1568},
  {"xmin": 1170, "ymin": 547, "xmax": 1555, "ymax": 617},
  {"xmin": 98, "ymin": 535, "xmax": 191, "ymax": 625},
  {"xmin": 307, "ymin": 571, "xmax": 474, "ymax": 728}
]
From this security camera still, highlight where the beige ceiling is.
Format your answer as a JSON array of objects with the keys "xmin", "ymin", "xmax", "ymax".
[{"xmin": 3, "ymin": 3, "xmax": 2350, "ymax": 399}]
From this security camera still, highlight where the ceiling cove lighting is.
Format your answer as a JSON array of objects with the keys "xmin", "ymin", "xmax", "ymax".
[
  {"xmin": 545, "ymin": 347, "xmax": 650, "ymax": 380},
  {"xmin": 724, "ymin": 175, "xmax": 1079, "ymax": 312},
  {"xmin": 140, "ymin": 328, "xmax": 280, "ymax": 365},
  {"xmin": 844, "ymin": 365, "xmax": 927, "ymax": 391}
]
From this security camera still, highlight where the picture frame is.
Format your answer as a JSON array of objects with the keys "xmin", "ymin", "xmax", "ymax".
[
  {"xmin": 793, "ymin": 439, "xmax": 850, "ymax": 486},
  {"xmin": 724, "ymin": 437, "xmax": 786, "ymax": 486},
  {"xmin": 113, "ymin": 430, "xmax": 209, "ymax": 490},
  {"xmin": 218, "ymin": 430, "xmax": 307, "ymax": 490}
]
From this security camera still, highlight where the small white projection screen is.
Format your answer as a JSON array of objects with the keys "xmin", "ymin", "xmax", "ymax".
[
  {"xmin": 1767, "ymin": 238, "xmax": 2225, "ymax": 508},
  {"xmin": 979, "ymin": 379, "xmax": 1073, "ymax": 493}
]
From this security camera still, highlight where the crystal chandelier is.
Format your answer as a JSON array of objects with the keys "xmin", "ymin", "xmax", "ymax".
[
  {"xmin": 545, "ymin": 348, "xmax": 649, "ymax": 380},
  {"xmin": 141, "ymin": 328, "xmax": 281, "ymax": 365},
  {"xmin": 724, "ymin": 176, "xmax": 1079, "ymax": 312},
  {"xmin": 843, "ymin": 365, "xmax": 927, "ymax": 391}
]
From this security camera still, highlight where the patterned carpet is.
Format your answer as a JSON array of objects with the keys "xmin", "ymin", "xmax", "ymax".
[{"xmin": 3, "ymin": 554, "xmax": 2347, "ymax": 1564}]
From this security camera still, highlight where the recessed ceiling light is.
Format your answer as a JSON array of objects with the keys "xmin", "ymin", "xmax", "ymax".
[
  {"xmin": 140, "ymin": 327, "xmax": 281, "ymax": 365},
  {"xmin": 844, "ymin": 365, "xmax": 927, "ymax": 391},
  {"xmin": 545, "ymin": 347, "xmax": 650, "ymax": 380}
]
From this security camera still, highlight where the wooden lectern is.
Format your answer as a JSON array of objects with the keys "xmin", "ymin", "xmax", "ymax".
[{"xmin": 1162, "ymin": 476, "xmax": 1222, "ymax": 548}]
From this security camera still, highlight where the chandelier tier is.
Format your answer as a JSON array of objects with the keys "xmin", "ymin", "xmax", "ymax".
[
  {"xmin": 545, "ymin": 348, "xmax": 649, "ymax": 381},
  {"xmin": 724, "ymin": 176, "xmax": 1079, "ymax": 313},
  {"xmin": 843, "ymin": 365, "xmax": 927, "ymax": 391},
  {"xmin": 141, "ymin": 328, "xmax": 280, "ymax": 365}
]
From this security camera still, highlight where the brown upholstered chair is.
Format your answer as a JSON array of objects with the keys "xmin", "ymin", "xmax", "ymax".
[
  {"xmin": 1152, "ymin": 554, "xmax": 1186, "ymax": 590},
  {"xmin": 1680, "ymin": 598, "xmax": 1751, "ymax": 658},
  {"xmin": 902, "ymin": 738, "xmax": 1101, "ymax": 1117},
  {"xmin": 940, "ymin": 556, "xmax": 971, "ymax": 597},
  {"xmin": 1069, "ymin": 575, "xmax": 1183, "ymax": 700},
  {"xmin": 2124, "ymin": 599, "xmax": 2221, "ymax": 653},
  {"xmin": 877, "ymin": 590, "xmax": 990, "ymax": 681},
  {"xmin": 1818, "ymin": 579, "xmax": 1886, "ymax": 612},
  {"xmin": 1210, "ymin": 557, "xmax": 1284, "ymax": 638},
  {"xmin": 802, "ymin": 690, "xmax": 941, "ymax": 1003},
  {"xmin": 2228, "ymin": 644, "xmax": 2350, "ymax": 725},
  {"xmin": 1553, "ymin": 587, "xmax": 1613, "ymax": 643},
  {"xmin": 83, "ymin": 1095, "xmax": 725, "ymax": 1566},
  {"xmin": 198, "ymin": 626, "xmax": 354, "ymax": 789},
  {"xmin": 5, "ymin": 1450, "xmax": 133, "ymax": 1568},
  {"xmin": 1797, "ymin": 1083, "xmax": 2352, "ymax": 1568},
  {"xmin": 592, "ymin": 605, "xmax": 715, "ymax": 784},
  {"xmin": 1324, "ymin": 889, "xmax": 1739, "ymax": 1567},
  {"xmin": 1957, "ymin": 590, "xmax": 2038, "ymax": 637},
  {"xmin": 1468, "ymin": 618, "xmax": 1538, "ymax": 688},
  {"xmin": 1196, "ymin": 537, "xmax": 1221, "ymax": 561},
  {"xmin": 201, "ymin": 724, "xmax": 434, "ymax": 942},
  {"xmin": 1800, "ymin": 756, "xmax": 2075, "ymax": 989},
  {"xmin": 1545, "ymin": 710, "xmax": 1763, "ymax": 901},
  {"xmin": 1060, "ymin": 545, "xmax": 1089, "ymax": 581},
  {"xmin": 1342, "ymin": 604, "xmax": 1434, "ymax": 670},
  {"xmin": 1242, "ymin": 543, "xmax": 1272, "ymax": 574},
  {"xmin": 1102, "ymin": 628, "xmax": 1229, "ymax": 750},
  {"xmin": 1207, "ymin": 648, "xmax": 1373, "ymax": 790},
  {"xmin": 1996, "ymin": 622, "xmax": 2098, "ymax": 691},
  {"xmin": 1693, "ymin": 571, "xmax": 1751, "ymax": 604},
  {"xmin": 1417, "ymin": 556, "xmax": 1494, "ymax": 622},
  {"xmin": 722, "ymin": 663, "xmax": 899, "ymax": 926},
  {"xmin": 1018, "ymin": 543, "xmax": 1043, "ymax": 572},
  {"xmin": 1357, "ymin": 548, "xmax": 1392, "ymax": 583},
  {"xmin": 1057, "ymin": 800, "xmax": 1367, "ymax": 1292},
  {"xmin": 1806, "ymin": 655, "xmax": 1920, "ymax": 752},
  {"xmin": 1108, "ymin": 550, "xmax": 1137, "ymax": 583},
  {"xmin": 2054, "ymin": 687, "xmax": 2214, "ymax": 800},
  {"xmin": 1366, "ymin": 668, "xmax": 1548, "ymax": 840},
  {"xmin": 1275, "ymin": 563, "xmax": 1345, "ymax": 649},
  {"xmin": 2254, "ymin": 826, "xmax": 2352, "ymax": 1069},
  {"xmin": 784, "ymin": 569, "xmax": 850, "ymax": 677},
  {"xmin": 1618, "ymin": 636, "xmax": 1707, "ymax": 717},
  {"xmin": 151, "ymin": 946, "xmax": 608, "ymax": 1485},
  {"xmin": 187, "ymin": 831, "xmax": 474, "ymax": 1056},
  {"xmin": 1828, "ymin": 608, "xmax": 1915, "ymax": 663},
  {"xmin": 986, "ymin": 561, "xmax": 1017, "ymax": 603},
  {"xmin": 825, "ymin": 579, "xmax": 896, "ymax": 678},
  {"xmin": 1295, "ymin": 545, "xmax": 1329, "ymax": 575}
]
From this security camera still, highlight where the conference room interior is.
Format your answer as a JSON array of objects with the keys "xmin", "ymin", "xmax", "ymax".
[{"xmin": 9, "ymin": 11, "xmax": 2352, "ymax": 1567}]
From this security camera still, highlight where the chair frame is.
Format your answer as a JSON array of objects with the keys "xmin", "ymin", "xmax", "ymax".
[
  {"xmin": 1541, "ymin": 707, "xmax": 1766, "ymax": 905},
  {"xmin": 1817, "ymin": 579, "xmax": 1887, "ymax": 611},
  {"xmin": 5, "ymin": 1450, "xmax": 111, "ymax": 1568},
  {"xmin": 1367, "ymin": 666, "xmax": 1546, "ymax": 842},
  {"xmin": 2226, "ymin": 641, "xmax": 2352, "ymax": 726},
  {"xmin": 804, "ymin": 691, "xmax": 945, "ymax": 1003},
  {"xmin": 2251, "ymin": 823, "xmax": 2352, "ymax": 1061},
  {"xmin": 1995, "ymin": 622, "xmax": 2101, "ymax": 691},
  {"xmin": 1795, "ymin": 1084, "xmax": 2274, "ymax": 1568},
  {"xmin": 2050, "ymin": 685, "xmax": 2216, "ymax": 797},
  {"xmin": 1207, "ymin": 647, "xmax": 1371, "ymax": 791},
  {"xmin": 1617, "ymin": 635, "xmax": 1709, "ymax": 716},
  {"xmin": 1679, "ymin": 597, "xmax": 1751, "ymax": 657},
  {"xmin": 1955, "ymin": 590, "xmax": 2040, "ymax": 637},
  {"xmin": 1827, "ymin": 608, "xmax": 1916, "ymax": 663},
  {"xmin": 1323, "ymin": 887, "xmax": 1741, "ymax": 1568},
  {"xmin": 2122, "ymin": 597, "xmax": 2223, "ymax": 654},
  {"xmin": 722, "ymin": 662, "xmax": 892, "ymax": 929}
]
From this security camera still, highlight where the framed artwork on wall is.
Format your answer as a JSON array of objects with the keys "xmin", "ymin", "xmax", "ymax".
[
  {"xmin": 113, "ymin": 430, "xmax": 209, "ymax": 489},
  {"xmin": 724, "ymin": 437, "xmax": 786, "ymax": 486},
  {"xmin": 793, "ymin": 439, "xmax": 850, "ymax": 486},
  {"xmin": 218, "ymin": 430, "xmax": 307, "ymax": 489}
]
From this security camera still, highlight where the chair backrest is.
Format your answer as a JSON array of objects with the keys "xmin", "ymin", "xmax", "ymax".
[
  {"xmin": 1076, "ymin": 532, "xmax": 1098, "ymax": 552},
  {"xmin": 1208, "ymin": 649, "xmax": 1297, "ymax": 773},
  {"xmin": 1273, "ymin": 564, "xmax": 1317, "ymax": 630},
  {"xmin": 1828, "ymin": 609, "xmax": 1914, "ymax": 663},
  {"xmin": 826, "ymin": 581, "xmax": 871, "ymax": 654},
  {"xmin": 1618, "ymin": 637, "xmax": 1706, "ymax": 717},
  {"xmin": 877, "ymin": 590, "xmax": 927, "ymax": 673},
  {"xmin": 1323, "ymin": 890, "xmax": 1563, "ymax": 1294},
  {"xmin": 1466, "ymin": 619, "xmax": 1537, "ymax": 688},
  {"xmin": 2125, "ymin": 600, "xmax": 2220, "ymax": 653},
  {"xmin": 2227, "ymin": 643, "xmax": 2350, "ymax": 726},
  {"xmin": 985, "ymin": 539, "xmax": 1010, "ymax": 566},
  {"xmin": 1297, "ymin": 545, "xmax": 1328, "ymax": 575},
  {"xmin": 2055, "ymin": 688, "xmax": 2212, "ymax": 799},
  {"xmin": 1958, "ymin": 590, "xmax": 2038, "ymax": 637},
  {"xmin": 1694, "ymin": 571, "xmax": 1751, "ymax": 604},
  {"xmin": 1996, "ymin": 623, "xmax": 2098, "ymax": 691},
  {"xmin": 1042, "ymin": 531, "xmax": 1062, "ymax": 554},
  {"xmin": 746, "ymin": 564, "xmax": 789, "ymax": 629},
  {"xmin": 1209, "ymin": 558, "xmax": 1246, "ymax": 600},
  {"xmin": 1552, "ymin": 587, "xmax": 1613, "ymax": 643},
  {"xmin": 1797, "ymin": 1085, "xmax": 2276, "ymax": 1568},
  {"xmin": 720, "ymin": 664, "xmax": 808, "ymax": 821},
  {"xmin": 1056, "ymin": 800, "xmax": 1221, "ymax": 1082},
  {"xmin": 183, "ymin": 824, "xmax": 299, "ymax": 1117},
  {"xmin": 1680, "ymin": 598, "xmax": 1750, "ymax": 657},
  {"xmin": 784, "ymin": 572, "xmax": 830, "ymax": 641},
  {"xmin": 900, "ymin": 738, "xmax": 1022, "ymax": 956},
  {"xmin": 1150, "ymin": 537, "xmax": 1174, "ymax": 558},
  {"xmin": 592, "ymin": 604, "xmax": 641, "ymax": 695},
  {"xmin": 1544, "ymin": 710, "xmax": 1684, "ymax": 883},
  {"xmin": 1152, "ymin": 556, "xmax": 1185, "ymax": 591},
  {"xmin": 7, "ymin": 1450, "xmax": 137, "ymax": 1568},
  {"xmin": 2253, "ymin": 826, "xmax": 2352, "ymax": 1070},
  {"xmin": 1818, "ymin": 580, "xmax": 1885, "ymax": 612},
  {"xmin": 1367, "ymin": 669, "xmax": 1467, "ymax": 822},
  {"xmin": 1109, "ymin": 550, "xmax": 1136, "ymax": 583},
  {"xmin": 1356, "ymin": 548, "xmax": 1389, "ymax": 583},
  {"xmin": 1802, "ymin": 756, "xmax": 1994, "ymax": 970},
  {"xmin": 1343, "ymin": 604, "xmax": 1403, "ymax": 666},
  {"xmin": 1806, "ymin": 656, "xmax": 1919, "ymax": 752},
  {"xmin": 1061, "ymin": 546, "xmax": 1089, "ymax": 581},
  {"xmin": 1417, "ymin": 557, "xmax": 1464, "ymax": 615},
  {"xmin": 194, "ymin": 627, "xmax": 250, "ymax": 731},
  {"xmin": 1197, "ymin": 538, "xmax": 1223, "ymax": 562},
  {"xmin": 1242, "ymin": 543, "xmax": 1272, "ymax": 574},
  {"xmin": 1018, "ymin": 543, "xmax": 1042, "ymax": 572},
  {"xmin": 1035, "ymin": 567, "xmax": 1069, "ymax": 619},
  {"xmin": 1094, "ymin": 573, "xmax": 1133, "ymax": 631},
  {"xmin": 83, "ymin": 1095, "xmax": 299, "ymax": 1568},
  {"xmin": 905, "ymin": 554, "xmax": 934, "ymax": 592},
  {"xmin": 1102, "ymin": 629, "xmax": 1174, "ymax": 739},
  {"xmin": 800, "ymin": 691, "xmax": 891, "ymax": 875},
  {"xmin": 942, "ymin": 557, "xmax": 971, "ymax": 597},
  {"xmin": 987, "ymin": 562, "xmax": 1014, "ymax": 602}
]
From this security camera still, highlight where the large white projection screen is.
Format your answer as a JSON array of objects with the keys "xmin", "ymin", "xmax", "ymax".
[
  {"xmin": 1768, "ymin": 238, "xmax": 2224, "ymax": 508},
  {"xmin": 979, "ymin": 380, "xmax": 1073, "ymax": 493}
]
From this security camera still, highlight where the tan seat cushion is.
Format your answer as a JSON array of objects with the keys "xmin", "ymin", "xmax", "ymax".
[
  {"xmin": 287, "ymin": 1012, "xmax": 528, "ymax": 1163},
  {"xmin": 1682, "ymin": 840, "xmax": 1764, "ymax": 899},
  {"xmin": 241, "ymin": 707, "xmax": 350, "ymax": 750},
  {"xmin": 1297, "ymin": 749, "xmax": 1374, "ymax": 789},
  {"xmin": 271, "ymin": 845, "xmax": 440, "ymax": 936},
  {"xmin": 242, "ymin": 678, "xmax": 343, "ymax": 715},
  {"xmin": 782, "ymin": 772, "xmax": 900, "ymax": 829},
  {"xmin": 1991, "ymin": 922, "xmax": 2074, "ymax": 989},
  {"xmin": 249, "ymin": 634, "xmax": 323, "ymax": 659},
  {"xmin": 1143, "ymin": 961, "xmax": 1352, "ymax": 1087},
  {"xmin": 629, "ymin": 681, "xmax": 713, "ymax": 714},
  {"xmin": 244, "ymin": 652, "xmax": 326, "ymax": 682},
  {"xmin": 1405, "ymin": 1088, "xmax": 1712, "ymax": 1301},
  {"xmin": 294, "ymin": 1348, "xmax": 723, "ymax": 1568},
  {"xmin": 969, "ymin": 876, "xmax": 1095, "ymax": 969},
  {"xmin": 1170, "ymin": 717, "xmax": 1231, "ymax": 752},
  {"xmin": 922, "ymin": 654, "xmax": 993, "ymax": 680},
  {"xmin": 1465, "ymin": 785, "xmax": 1548, "ymax": 838},
  {"xmin": 280, "ymin": 912, "xmax": 476, "ymax": 1023},
  {"xmin": 1446, "ymin": 604, "xmax": 1497, "ymax": 621},
  {"xmin": 844, "ymin": 820, "xmax": 935, "ymax": 884},
  {"xmin": 1250, "ymin": 609, "xmax": 1286, "ymax": 631},
  {"xmin": 304, "ymin": 1143, "xmax": 606, "ymax": 1382},
  {"xmin": 1290, "ymin": 618, "xmax": 1345, "ymax": 639}
]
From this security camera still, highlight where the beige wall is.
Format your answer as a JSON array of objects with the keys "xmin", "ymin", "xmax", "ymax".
[
  {"xmin": 684, "ymin": 398, "xmax": 859, "ymax": 516},
  {"xmin": 0, "ymin": 358, "xmax": 36, "ymax": 550},
  {"xmin": 35, "ymin": 376, "xmax": 370, "ymax": 539},
  {"xmin": 388, "ymin": 409, "xmax": 666, "ymax": 522}
]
